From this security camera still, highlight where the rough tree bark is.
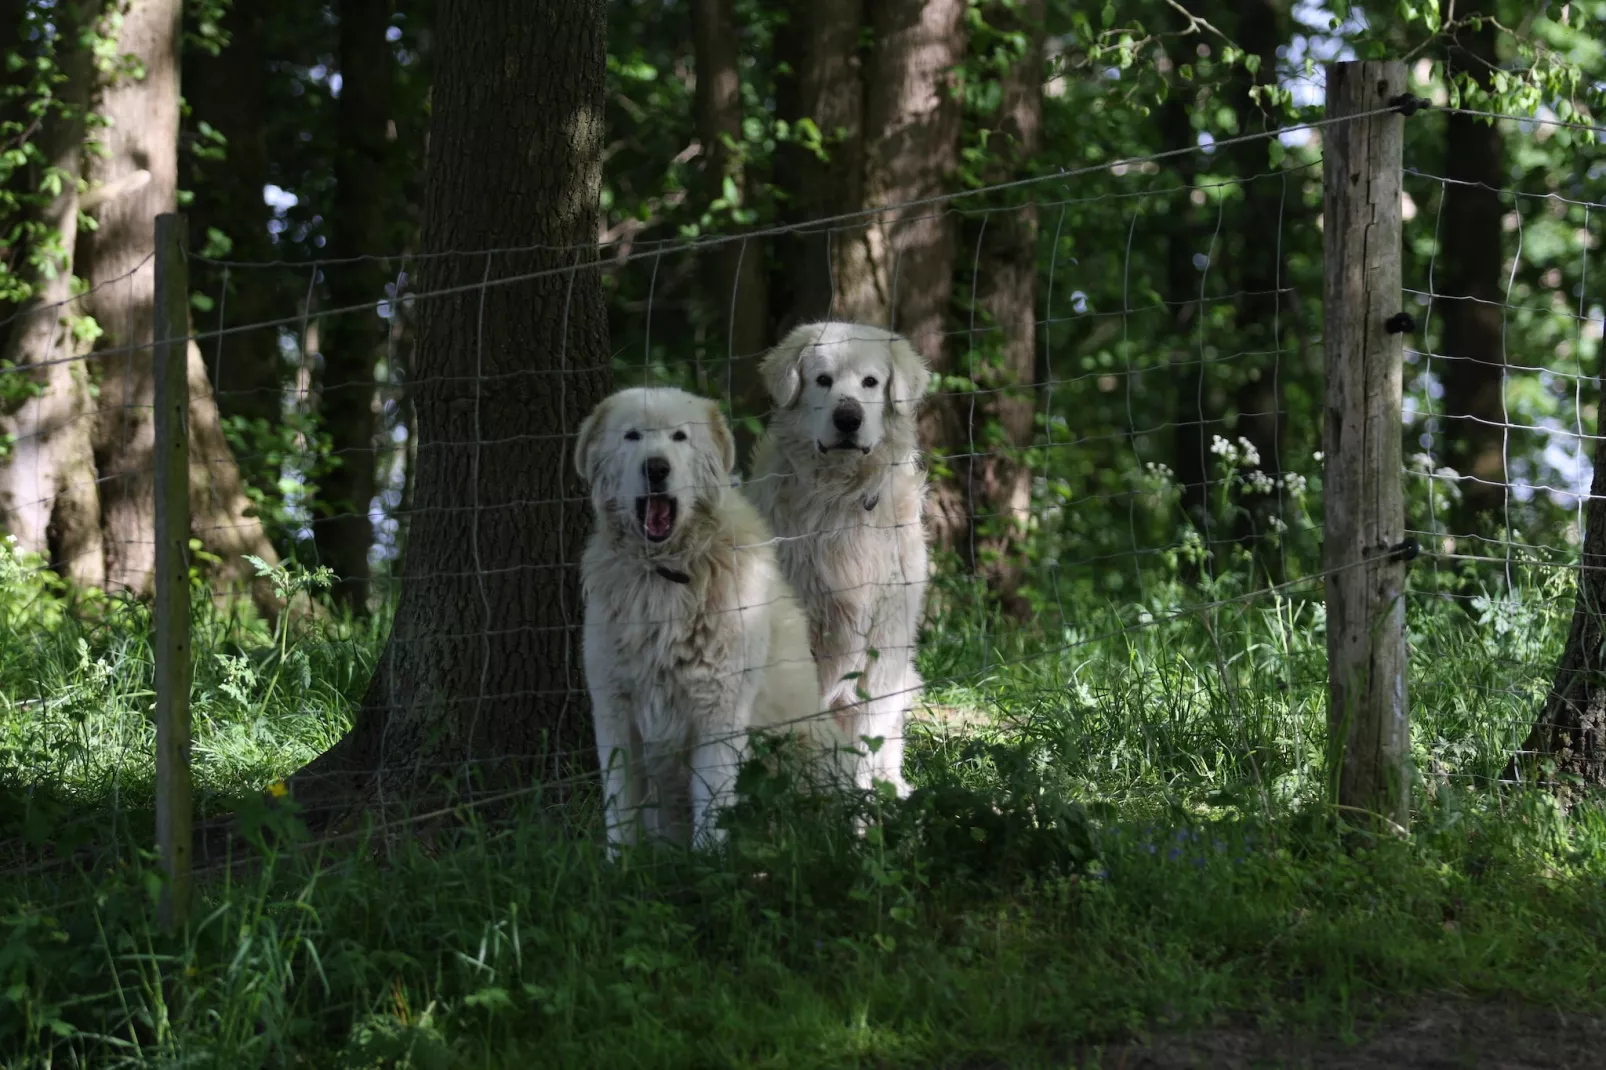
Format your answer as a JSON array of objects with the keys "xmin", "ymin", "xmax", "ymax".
[
  {"xmin": 840, "ymin": 0, "xmax": 967, "ymax": 544},
  {"xmin": 314, "ymin": 0, "xmax": 394, "ymax": 610},
  {"xmin": 1439, "ymin": 14, "xmax": 1506, "ymax": 535},
  {"xmin": 0, "ymin": 1, "xmax": 105, "ymax": 588},
  {"xmin": 286, "ymin": 0, "xmax": 611, "ymax": 821},
  {"xmin": 80, "ymin": 0, "xmax": 281, "ymax": 609},
  {"xmin": 772, "ymin": 0, "xmax": 966, "ymax": 543},
  {"xmin": 1512, "ymin": 386, "xmax": 1606, "ymax": 796},
  {"xmin": 772, "ymin": 0, "xmax": 865, "ymax": 328},
  {"xmin": 184, "ymin": 2, "xmax": 285, "ymax": 490},
  {"xmin": 961, "ymin": 0, "xmax": 1044, "ymax": 615},
  {"xmin": 1228, "ymin": 0, "xmax": 1289, "ymax": 577},
  {"xmin": 690, "ymin": 0, "xmax": 769, "ymax": 463}
]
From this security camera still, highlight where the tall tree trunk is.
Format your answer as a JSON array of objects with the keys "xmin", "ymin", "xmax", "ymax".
[
  {"xmin": 286, "ymin": 0, "xmax": 611, "ymax": 821},
  {"xmin": 80, "ymin": 0, "xmax": 281, "ymax": 611},
  {"xmin": 962, "ymin": 0, "xmax": 1044, "ymax": 615},
  {"xmin": 1228, "ymin": 0, "xmax": 1288, "ymax": 578},
  {"xmin": 314, "ymin": 0, "xmax": 394, "ymax": 611},
  {"xmin": 0, "ymin": 1, "xmax": 105, "ymax": 589},
  {"xmin": 184, "ymin": 3, "xmax": 284, "ymax": 477},
  {"xmin": 1512, "ymin": 385, "xmax": 1606, "ymax": 797},
  {"xmin": 1439, "ymin": 15, "xmax": 1505, "ymax": 535},
  {"xmin": 839, "ymin": 0, "xmax": 967, "ymax": 544},
  {"xmin": 772, "ymin": 0, "xmax": 865, "ymax": 329},
  {"xmin": 772, "ymin": 0, "xmax": 965, "ymax": 542},
  {"xmin": 1162, "ymin": 63, "xmax": 1214, "ymax": 577},
  {"xmin": 690, "ymin": 0, "xmax": 769, "ymax": 463}
]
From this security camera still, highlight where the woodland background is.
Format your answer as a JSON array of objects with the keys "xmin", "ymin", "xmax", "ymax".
[{"xmin": 2, "ymin": 1, "xmax": 1606, "ymax": 1064}]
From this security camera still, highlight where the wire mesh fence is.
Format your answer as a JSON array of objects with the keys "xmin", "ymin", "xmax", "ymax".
[{"xmin": 0, "ymin": 72, "xmax": 1599, "ymax": 922}]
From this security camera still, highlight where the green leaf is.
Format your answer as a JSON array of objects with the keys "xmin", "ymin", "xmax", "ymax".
[{"xmin": 464, "ymin": 986, "xmax": 513, "ymax": 1011}]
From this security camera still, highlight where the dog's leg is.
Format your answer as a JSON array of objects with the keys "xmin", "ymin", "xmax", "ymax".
[
  {"xmin": 591, "ymin": 692, "xmax": 644, "ymax": 848},
  {"xmin": 639, "ymin": 739, "xmax": 691, "ymax": 847},
  {"xmin": 689, "ymin": 729, "xmax": 746, "ymax": 848},
  {"xmin": 864, "ymin": 692, "xmax": 911, "ymax": 797},
  {"xmin": 862, "ymin": 610, "xmax": 917, "ymax": 799}
]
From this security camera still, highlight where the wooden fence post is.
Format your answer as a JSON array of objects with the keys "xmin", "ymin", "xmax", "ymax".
[
  {"xmin": 1322, "ymin": 61, "xmax": 1411, "ymax": 834},
  {"xmin": 154, "ymin": 213, "xmax": 193, "ymax": 929}
]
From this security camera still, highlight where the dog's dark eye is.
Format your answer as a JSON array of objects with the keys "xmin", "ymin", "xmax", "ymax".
[
  {"xmin": 625, "ymin": 430, "xmax": 642, "ymax": 441},
  {"xmin": 671, "ymin": 430, "xmax": 688, "ymax": 442},
  {"xmin": 815, "ymin": 374, "xmax": 833, "ymax": 388},
  {"xmin": 863, "ymin": 376, "xmax": 879, "ymax": 389}
]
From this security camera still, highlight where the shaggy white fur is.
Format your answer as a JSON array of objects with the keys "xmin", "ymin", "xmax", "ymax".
[
  {"xmin": 746, "ymin": 322, "xmax": 932, "ymax": 796},
  {"xmin": 576, "ymin": 386, "xmax": 839, "ymax": 848}
]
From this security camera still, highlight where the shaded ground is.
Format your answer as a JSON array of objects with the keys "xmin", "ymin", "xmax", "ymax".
[{"xmin": 1076, "ymin": 1000, "xmax": 1604, "ymax": 1069}]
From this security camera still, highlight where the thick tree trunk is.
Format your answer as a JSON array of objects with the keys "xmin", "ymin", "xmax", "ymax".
[
  {"xmin": 80, "ymin": 0, "xmax": 281, "ymax": 610},
  {"xmin": 1228, "ymin": 0, "xmax": 1288, "ymax": 577},
  {"xmin": 287, "ymin": 0, "xmax": 611, "ymax": 821},
  {"xmin": 1513, "ymin": 388, "xmax": 1606, "ymax": 797},
  {"xmin": 772, "ymin": 0, "xmax": 965, "ymax": 543},
  {"xmin": 962, "ymin": 0, "xmax": 1044, "ymax": 615},
  {"xmin": 844, "ymin": 0, "xmax": 967, "ymax": 544},
  {"xmin": 1439, "ymin": 16, "xmax": 1505, "ymax": 535},
  {"xmin": 0, "ymin": 1, "xmax": 105, "ymax": 589},
  {"xmin": 184, "ymin": 2, "xmax": 283, "ymax": 438},
  {"xmin": 690, "ymin": 0, "xmax": 769, "ymax": 463},
  {"xmin": 772, "ymin": 0, "xmax": 865, "ymax": 328},
  {"xmin": 314, "ymin": 0, "xmax": 394, "ymax": 610}
]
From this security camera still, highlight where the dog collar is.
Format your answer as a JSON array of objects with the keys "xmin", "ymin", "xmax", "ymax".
[{"xmin": 655, "ymin": 565, "xmax": 692, "ymax": 585}]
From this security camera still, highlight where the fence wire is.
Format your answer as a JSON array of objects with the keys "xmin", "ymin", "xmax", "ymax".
[{"xmin": 0, "ymin": 102, "xmax": 1599, "ymax": 900}]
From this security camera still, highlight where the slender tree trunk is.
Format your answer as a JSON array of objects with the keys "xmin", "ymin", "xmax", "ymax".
[
  {"xmin": 80, "ymin": 0, "xmax": 281, "ymax": 611},
  {"xmin": 1162, "ymin": 63, "xmax": 1214, "ymax": 577},
  {"xmin": 184, "ymin": 2, "xmax": 282, "ymax": 436},
  {"xmin": 962, "ymin": 0, "xmax": 1044, "ymax": 615},
  {"xmin": 1228, "ymin": 0, "xmax": 1288, "ymax": 578},
  {"xmin": 314, "ymin": 0, "xmax": 394, "ymax": 610},
  {"xmin": 0, "ymin": 1, "xmax": 105, "ymax": 589},
  {"xmin": 286, "ymin": 0, "xmax": 611, "ymax": 822},
  {"xmin": 772, "ymin": 0, "xmax": 866, "ymax": 329},
  {"xmin": 1512, "ymin": 386, "xmax": 1606, "ymax": 797},
  {"xmin": 1439, "ymin": 15, "xmax": 1505, "ymax": 535},
  {"xmin": 184, "ymin": 0, "xmax": 285, "ymax": 557},
  {"xmin": 690, "ymin": 0, "xmax": 769, "ymax": 463},
  {"xmin": 840, "ymin": 0, "xmax": 967, "ymax": 544}
]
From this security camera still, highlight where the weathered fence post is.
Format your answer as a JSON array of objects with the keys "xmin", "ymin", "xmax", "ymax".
[
  {"xmin": 1322, "ymin": 61, "xmax": 1411, "ymax": 833},
  {"xmin": 154, "ymin": 213, "xmax": 193, "ymax": 928}
]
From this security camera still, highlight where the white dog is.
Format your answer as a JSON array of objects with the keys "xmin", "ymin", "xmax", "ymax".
[
  {"xmin": 576, "ymin": 386, "xmax": 840, "ymax": 849},
  {"xmin": 747, "ymin": 322, "xmax": 932, "ymax": 797}
]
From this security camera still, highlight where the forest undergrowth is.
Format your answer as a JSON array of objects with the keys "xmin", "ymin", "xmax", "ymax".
[{"xmin": 1, "ymin": 537, "xmax": 1604, "ymax": 1067}]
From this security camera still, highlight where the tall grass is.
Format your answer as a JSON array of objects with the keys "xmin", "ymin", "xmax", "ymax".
[{"xmin": 1, "ymin": 535, "xmax": 1603, "ymax": 1067}]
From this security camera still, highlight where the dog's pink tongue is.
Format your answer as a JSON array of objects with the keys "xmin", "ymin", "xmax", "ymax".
[{"xmin": 644, "ymin": 497, "xmax": 673, "ymax": 537}]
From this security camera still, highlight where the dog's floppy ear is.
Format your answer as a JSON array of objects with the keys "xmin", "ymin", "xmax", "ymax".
[
  {"xmin": 573, "ymin": 394, "xmax": 615, "ymax": 483},
  {"xmin": 886, "ymin": 335, "xmax": 933, "ymax": 418},
  {"xmin": 760, "ymin": 325, "xmax": 813, "ymax": 409},
  {"xmin": 706, "ymin": 402, "xmax": 736, "ymax": 475}
]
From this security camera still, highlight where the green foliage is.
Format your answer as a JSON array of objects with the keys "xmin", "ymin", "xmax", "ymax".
[
  {"xmin": 0, "ymin": 518, "xmax": 1595, "ymax": 1063},
  {"xmin": 0, "ymin": 3, "xmax": 1604, "ymax": 1060}
]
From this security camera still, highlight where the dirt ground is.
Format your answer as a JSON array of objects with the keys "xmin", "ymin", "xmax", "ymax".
[{"xmin": 1073, "ymin": 1000, "xmax": 1605, "ymax": 1069}]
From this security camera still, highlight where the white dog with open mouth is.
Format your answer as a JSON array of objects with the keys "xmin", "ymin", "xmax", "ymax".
[
  {"xmin": 576, "ymin": 386, "xmax": 841, "ymax": 848},
  {"xmin": 746, "ymin": 322, "xmax": 932, "ymax": 797}
]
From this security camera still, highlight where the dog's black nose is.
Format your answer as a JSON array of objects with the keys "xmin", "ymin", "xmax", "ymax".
[
  {"xmin": 644, "ymin": 456, "xmax": 671, "ymax": 486},
  {"xmin": 832, "ymin": 402, "xmax": 863, "ymax": 435}
]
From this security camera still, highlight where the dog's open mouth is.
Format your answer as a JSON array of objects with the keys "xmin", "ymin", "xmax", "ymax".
[
  {"xmin": 817, "ymin": 441, "xmax": 873, "ymax": 455},
  {"xmin": 635, "ymin": 494, "xmax": 677, "ymax": 542}
]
